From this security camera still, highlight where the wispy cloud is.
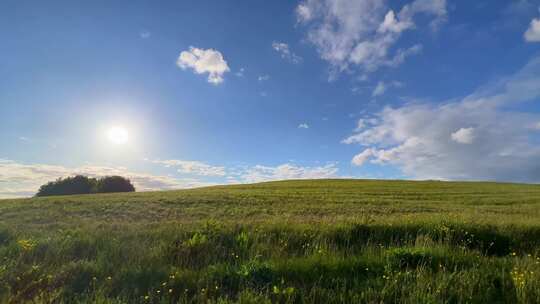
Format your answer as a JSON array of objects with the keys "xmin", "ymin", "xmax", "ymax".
[
  {"xmin": 152, "ymin": 160, "xmax": 226, "ymax": 177},
  {"xmin": 272, "ymin": 41, "xmax": 303, "ymax": 64},
  {"xmin": 153, "ymin": 159, "xmax": 342, "ymax": 185},
  {"xmin": 298, "ymin": 123, "xmax": 309, "ymax": 129},
  {"xmin": 0, "ymin": 158, "xmax": 347, "ymax": 199},
  {"xmin": 372, "ymin": 80, "xmax": 404, "ymax": 97},
  {"xmin": 235, "ymin": 67, "xmax": 245, "ymax": 77},
  {"xmin": 258, "ymin": 75, "xmax": 270, "ymax": 82},
  {"xmin": 236, "ymin": 163, "xmax": 339, "ymax": 183},
  {"xmin": 176, "ymin": 47, "xmax": 230, "ymax": 84},
  {"xmin": 0, "ymin": 160, "xmax": 210, "ymax": 199}
]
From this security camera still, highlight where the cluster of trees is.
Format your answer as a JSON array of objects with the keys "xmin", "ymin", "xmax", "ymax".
[{"xmin": 36, "ymin": 175, "xmax": 135, "ymax": 197}]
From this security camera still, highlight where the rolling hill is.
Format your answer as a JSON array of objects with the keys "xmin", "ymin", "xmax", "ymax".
[{"xmin": 1, "ymin": 179, "xmax": 540, "ymax": 303}]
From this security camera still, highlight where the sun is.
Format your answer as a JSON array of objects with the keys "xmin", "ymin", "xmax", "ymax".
[{"xmin": 107, "ymin": 126, "xmax": 129, "ymax": 145}]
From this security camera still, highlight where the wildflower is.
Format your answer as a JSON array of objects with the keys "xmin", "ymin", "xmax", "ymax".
[
  {"xmin": 162, "ymin": 282, "xmax": 166, "ymax": 286},
  {"xmin": 17, "ymin": 239, "xmax": 36, "ymax": 251},
  {"xmin": 168, "ymin": 289, "xmax": 173, "ymax": 293},
  {"xmin": 144, "ymin": 295, "xmax": 150, "ymax": 300},
  {"xmin": 107, "ymin": 276, "xmax": 112, "ymax": 280}
]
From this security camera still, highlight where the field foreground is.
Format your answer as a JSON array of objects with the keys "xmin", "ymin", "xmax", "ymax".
[{"xmin": 2, "ymin": 179, "xmax": 540, "ymax": 303}]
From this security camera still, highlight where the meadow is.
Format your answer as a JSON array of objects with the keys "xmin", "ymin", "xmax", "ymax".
[{"xmin": 1, "ymin": 179, "xmax": 540, "ymax": 303}]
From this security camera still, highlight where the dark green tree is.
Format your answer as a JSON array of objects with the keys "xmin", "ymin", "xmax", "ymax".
[
  {"xmin": 95, "ymin": 176, "xmax": 136, "ymax": 193},
  {"xmin": 36, "ymin": 175, "xmax": 136, "ymax": 197},
  {"xmin": 36, "ymin": 175, "xmax": 97, "ymax": 197}
]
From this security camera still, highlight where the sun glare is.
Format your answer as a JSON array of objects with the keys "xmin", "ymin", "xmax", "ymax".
[{"xmin": 107, "ymin": 126, "xmax": 129, "ymax": 145}]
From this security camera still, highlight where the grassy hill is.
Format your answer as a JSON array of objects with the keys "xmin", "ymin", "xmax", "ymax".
[{"xmin": 1, "ymin": 179, "xmax": 540, "ymax": 303}]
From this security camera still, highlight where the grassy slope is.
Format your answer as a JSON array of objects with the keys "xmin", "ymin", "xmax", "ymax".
[{"xmin": 1, "ymin": 179, "xmax": 540, "ymax": 303}]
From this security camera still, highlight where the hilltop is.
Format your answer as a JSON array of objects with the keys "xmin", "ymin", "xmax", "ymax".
[{"xmin": 1, "ymin": 179, "xmax": 540, "ymax": 303}]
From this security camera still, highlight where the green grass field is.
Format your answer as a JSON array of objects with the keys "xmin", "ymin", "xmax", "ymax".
[{"xmin": 2, "ymin": 179, "xmax": 540, "ymax": 303}]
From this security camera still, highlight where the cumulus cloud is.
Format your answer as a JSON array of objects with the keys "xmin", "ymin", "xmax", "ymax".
[
  {"xmin": 0, "ymin": 160, "xmax": 210, "ymax": 199},
  {"xmin": 525, "ymin": 17, "xmax": 540, "ymax": 42},
  {"xmin": 237, "ymin": 163, "xmax": 339, "ymax": 183},
  {"xmin": 152, "ymin": 160, "xmax": 226, "ymax": 177},
  {"xmin": 344, "ymin": 55, "xmax": 540, "ymax": 182},
  {"xmin": 176, "ymin": 47, "xmax": 230, "ymax": 84},
  {"xmin": 298, "ymin": 123, "xmax": 310, "ymax": 129},
  {"xmin": 451, "ymin": 127, "xmax": 475, "ymax": 144},
  {"xmin": 272, "ymin": 42, "xmax": 303, "ymax": 64},
  {"xmin": 296, "ymin": 0, "xmax": 446, "ymax": 75}
]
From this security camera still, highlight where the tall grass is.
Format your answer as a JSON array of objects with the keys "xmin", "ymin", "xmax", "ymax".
[{"xmin": 1, "ymin": 179, "xmax": 540, "ymax": 303}]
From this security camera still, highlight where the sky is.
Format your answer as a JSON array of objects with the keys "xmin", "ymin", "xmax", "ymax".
[{"xmin": 2, "ymin": 0, "xmax": 540, "ymax": 198}]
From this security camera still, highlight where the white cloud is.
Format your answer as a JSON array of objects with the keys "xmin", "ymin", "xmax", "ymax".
[
  {"xmin": 343, "ymin": 55, "xmax": 540, "ymax": 182},
  {"xmin": 258, "ymin": 75, "xmax": 270, "ymax": 82},
  {"xmin": 372, "ymin": 81, "xmax": 386, "ymax": 97},
  {"xmin": 0, "ymin": 159, "xmax": 348, "ymax": 199},
  {"xmin": 296, "ymin": 3, "xmax": 313, "ymax": 22},
  {"xmin": 451, "ymin": 127, "xmax": 475, "ymax": 144},
  {"xmin": 372, "ymin": 80, "xmax": 404, "ymax": 97},
  {"xmin": 296, "ymin": 0, "xmax": 446, "ymax": 75},
  {"xmin": 176, "ymin": 47, "xmax": 230, "ymax": 85},
  {"xmin": 352, "ymin": 148, "xmax": 375, "ymax": 166},
  {"xmin": 152, "ymin": 160, "xmax": 226, "ymax": 176},
  {"xmin": 272, "ymin": 41, "xmax": 303, "ymax": 64},
  {"xmin": 298, "ymin": 123, "xmax": 310, "ymax": 129},
  {"xmin": 378, "ymin": 10, "xmax": 413, "ymax": 34},
  {"xmin": 0, "ymin": 160, "xmax": 209, "ymax": 199},
  {"xmin": 525, "ymin": 17, "xmax": 540, "ymax": 42},
  {"xmin": 237, "ymin": 163, "xmax": 339, "ymax": 183}
]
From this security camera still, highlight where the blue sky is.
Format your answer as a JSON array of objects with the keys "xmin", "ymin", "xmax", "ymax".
[{"xmin": 2, "ymin": 0, "xmax": 540, "ymax": 197}]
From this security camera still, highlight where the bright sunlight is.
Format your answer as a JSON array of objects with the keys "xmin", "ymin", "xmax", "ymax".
[{"xmin": 107, "ymin": 126, "xmax": 129, "ymax": 145}]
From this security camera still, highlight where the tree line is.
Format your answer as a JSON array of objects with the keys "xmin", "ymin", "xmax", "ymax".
[{"xmin": 36, "ymin": 175, "xmax": 135, "ymax": 197}]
